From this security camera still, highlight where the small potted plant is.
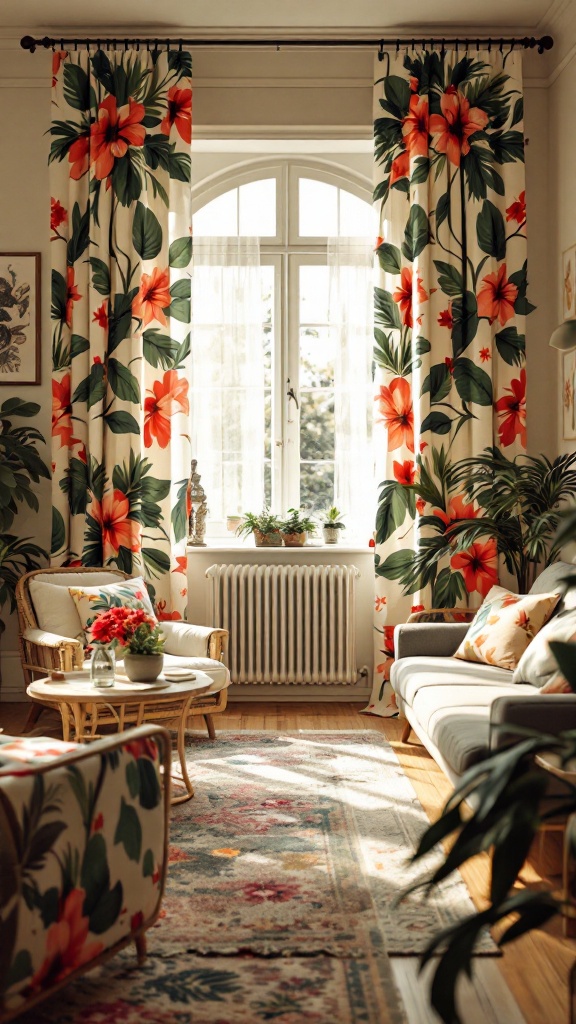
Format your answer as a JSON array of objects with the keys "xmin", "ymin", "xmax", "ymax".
[
  {"xmin": 321, "ymin": 506, "xmax": 346, "ymax": 545},
  {"xmin": 91, "ymin": 606, "xmax": 165, "ymax": 682},
  {"xmin": 280, "ymin": 508, "xmax": 316, "ymax": 547},
  {"xmin": 236, "ymin": 509, "xmax": 284, "ymax": 547},
  {"xmin": 226, "ymin": 513, "xmax": 243, "ymax": 533}
]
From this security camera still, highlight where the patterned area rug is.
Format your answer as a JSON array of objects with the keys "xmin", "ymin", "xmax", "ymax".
[{"xmin": 24, "ymin": 731, "xmax": 496, "ymax": 1024}]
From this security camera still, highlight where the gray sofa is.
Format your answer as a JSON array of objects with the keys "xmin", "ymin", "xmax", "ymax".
[{"xmin": 390, "ymin": 561, "xmax": 576, "ymax": 783}]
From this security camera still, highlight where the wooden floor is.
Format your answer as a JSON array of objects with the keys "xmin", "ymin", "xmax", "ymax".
[{"xmin": 2, "ymin": 699, "xmax": 574, "ymax": 1024}]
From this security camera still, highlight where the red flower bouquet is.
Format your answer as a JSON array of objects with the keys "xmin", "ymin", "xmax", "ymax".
[{"xmin": 90, "ymin": 606, "xmax": 165, "ymax": 654}]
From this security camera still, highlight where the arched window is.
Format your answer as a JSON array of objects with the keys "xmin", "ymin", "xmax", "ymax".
[{"xmin": 191, "ymin": 162, "xmax": 375, "ymax": 540}]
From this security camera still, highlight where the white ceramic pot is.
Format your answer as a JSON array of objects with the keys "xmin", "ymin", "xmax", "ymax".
[
  {"xmin": 323, "ymin": 526, "xmax": 340, "ymax": 545},
  {"xmin": 123, "ymin": 653, "xmax": 164, "ymax": 682}
]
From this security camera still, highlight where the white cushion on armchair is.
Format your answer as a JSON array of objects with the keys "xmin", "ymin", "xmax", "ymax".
[{"xmin": 156, "ymin": 621, "xmax": 229, "ymax": 689}]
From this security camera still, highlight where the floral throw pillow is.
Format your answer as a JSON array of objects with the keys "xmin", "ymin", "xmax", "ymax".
[
  {"xmin": 68, "ymin": 577, "xmax": 157, "ymax": 648},
  {"xmin": 454, "ymin": 585, "xmax": 561, "ymax": 671}
]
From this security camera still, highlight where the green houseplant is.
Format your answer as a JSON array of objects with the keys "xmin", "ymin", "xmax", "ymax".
[
  {"xmin": 0, "ymin": 397, "xmax": 50, "ymax": 642},
  {"xmin": 321, "ymin": 506, "xmax": 346, "ymax": 545},
  {"xmin": 393, "ymin": 447, "xmax": 576, "ymax": 597},
  {"xmin": 236, "ymin": 508, "xmax": 284, "ymax": 547},
  {"xmin": 280, "ymin": 508, "xmax": 316, "ymax": 547}
]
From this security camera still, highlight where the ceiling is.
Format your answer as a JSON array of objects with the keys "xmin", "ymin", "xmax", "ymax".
[{"xmin": 0, "ymin": 0, "xmax": 559, "ymax": 31}]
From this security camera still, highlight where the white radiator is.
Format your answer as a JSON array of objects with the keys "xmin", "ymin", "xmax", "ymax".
[{"xmin": 206, "ymin": 563, "xmax": 360, "ymax": 685}]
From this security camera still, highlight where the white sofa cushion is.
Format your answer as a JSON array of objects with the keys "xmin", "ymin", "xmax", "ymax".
[
  {"xmin": 391, "ymin": 655, "xmax": 514, "ymax": 709},
  {"xmin": 29, "ymin": 580, "xmax": 84, "ymax": 639},
  {"xmin": 512, "ymin": 608, "xmax": 576, "ymax": 689}
]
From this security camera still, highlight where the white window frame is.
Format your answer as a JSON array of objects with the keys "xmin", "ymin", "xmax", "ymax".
[{"xmin": 192, "ymin": 159, "xmax": 373, "ymax": 530}]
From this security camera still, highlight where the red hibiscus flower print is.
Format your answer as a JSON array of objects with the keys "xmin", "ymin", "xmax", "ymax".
[
  {"xmin": 409, "ymin": 75, "xmax": 419, "ymax": 93},
  {"xmin": 92, "ymin": 302, "xmax": 108, "ymax": 330},
  {"xmin": 451, "ymin": 538, "xmax": 498, "ymax": 597},
  {"xmin": 144, "ymin": 369, "xmax": 190, "ymax": 449},
  {"xmin": 50, "ymin": 198, "xmax": 67, "ymax": 236},
  {"xmin": 411, "ymin": 604, "xmax": 425, "ymax": 613},
  {"xmin": 161, "ymin": 86, "xmax": 192, "ymax": 144},
  {"xmin": 375, "ymin": 377, "xmax": 414, "ymax": 452},
  {"xmin": 375, "ymin": 596, "xmax": 387, "ymax": 611},
  {"xmin": 68, "ymin": 134, "xmax": 90, "ymax": 180},
  {"xmin": 433, "ymin": 493, "xmax": 477, "ymax": 529},
  {"xmin": 393, "ymin": 266, "xmax": 429, "ymax": 328},
  {"xmin": 30, "ymin": 889, "xmax": 104, "ymax": 991},
  {"xmin": 429, "ymin": 86, "xmax": 489, "ymax": 166},
  {"xmin": 133, "ymin": 267, "xmax": 171, "ymax": 327},
  {"xmin": 172, "ymin": 555, "xmax": 187, "ymax": 574},
  {"xmin": 506, "ymin": 190, "xmax": 526, "ymax": 224},
  {"xmin": 495, "ymin": 368, "xmax": 527, "ymax": 448},
  {"xmin": 90, "ymin": 96, "xmax": 146, "ymax": 180},
  {"xmin": 156, "ymin": 600, "xmax": 182, "ymax": 621},
  {"xmin": 124, "ymin": 736, "xmax": 158, "ymax": 761},
  {"xmin": 393, "ymin": 459, "xmax": 416, "ymax": 485},
  {"xmin": 52, "ymin": 50, "xmax": 68, "ymax": 86},
  {"xmin": 389, "ymin": 150, "xmax": 410, "ymax": 186},
  {"xmin": 479, "ymin": 347, "xmax": 491, "ymax": 362},
  {"xmin": 242, "ymin": 882, "xmax": 301, "ymax": 904},
  {"xmin": 381, "ymin": 625, "xmax": 395, "ymax": 656},
  {"xmin": 52, "ymin": 375, "xmax": 80, "ymax": 448},
  {"xmin": 416, "ymin": 496, "xmax": 426, "ymax": 514},
  {"xmin": 91, "ymin": 813, "xmax": 104, "ymax": 833},
  {"xmin": 444, "ymin": 356, "xmax": 454, "ymax": 375},
  {"xmin": 65, "ymin": 267, "xmax": 82, "ymax": 328},
  {"xmin": 477, "ymin": 264, "xmax": 518, "ymax": 326},
  {"xmin": 402, "ymin": 94, "xmax": 429, "ymax": 158},
  {"xmin": 90, "ymin": 489, "xmax": 140, "ymax": 558},
  {"xmin": 437, "ymin": 305, "xmax": 453, "ymax": 329}
]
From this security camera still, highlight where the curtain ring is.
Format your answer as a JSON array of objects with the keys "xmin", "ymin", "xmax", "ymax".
[
  {"xmin": 85, "ymin": 38, "xmax": 89, "ymax": 51},
  {"xmin": 378, "ymin": 39, "xmax": 384, "ymax": 62},
  {"xmin": 411, "ymin": 38, "xmax": 415, "ymax": 51},
  {"xmin": 395, "ymin": 38, "xmax": 400, "ymax": 54},
  {"xmin": 488, "ymin": 38, "xmax": 492, "ymax": 53},
  {"xmin": 179, "ymin": 39, "xmax": 183, "ymax": 51},
  {"xmin": 74, "ymin": 39, "xmax": 78, "ymax": 51},
  {"xmin": 476, "ymin": 38, "xmax": 480, "ymax": 52},
  {"xmin": 465, "ymin": 39, "xmax": 469, "ymax": 53},
  {"xmin": 124, "ymin": 38, "xmax": 128, "ymax": 51},
  {"xmin": 155, "ymin": 38, "xmax": 159, "ymax": 53},
  {"xmin": 166, "ymin": 38, "xmax": 170, "ymax": 53},
  {"xmin": 112, "ymin": 39, "xmax": 116, "ymax": 51},
  {"xmin": 441, "ymin": 38, "xmax": 445, "ymax": 58},
  {"xmin": 503, "ymin": 41, "xmax": 515, "ymax": 66}
]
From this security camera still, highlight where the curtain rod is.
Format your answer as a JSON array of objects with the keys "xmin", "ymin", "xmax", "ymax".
[{"xmin": 20, "ymin": 34, "xmax": 554, "ymax": 55}]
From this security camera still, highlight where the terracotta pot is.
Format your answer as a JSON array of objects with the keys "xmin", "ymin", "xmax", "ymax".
[
  {"xmin": 254, "ymin": 529, "xmax": 284, "ymax": 547},
  {"xmin": 226, "ymin": 515, "xmax": 243, "ymax": 533},
  {"xmin": 282, "ymin": 532, "xmax": 307, "ymax": 547},
  {"xmin": 123, "ymin": 652, "xmax": 164, "ymax": 682}
]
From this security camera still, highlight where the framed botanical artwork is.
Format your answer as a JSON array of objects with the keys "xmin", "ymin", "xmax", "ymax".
[
  {"xmin": 562, "ymin": 244, "xmax": 576, "ymax": 321},
  {"xmin": 563, "ymin": 349, "xmax": 576, "ymax": 440},
  {"xmin": 0, "ymin": 253, "xmax": 41, "ymax": 385}
]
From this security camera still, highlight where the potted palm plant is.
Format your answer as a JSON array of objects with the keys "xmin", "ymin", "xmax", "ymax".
[
  {"xmin": 280, "ymin": 508, "xmax": 316, "ymax": 547},
  {"xmin": 236, "ymin": 509, "xmax": 284, "ymax": 547},
  {"xmin": 321, "ymin": 506, "xmax": 346, "ymax": 545},
  {"xmin": 0, "ymin": 398, "xmax": 50, "ymax": 660}
]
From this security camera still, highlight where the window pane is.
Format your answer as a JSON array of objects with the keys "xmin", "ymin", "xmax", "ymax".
[
  {"xmin": 299, "ymin": 265, "xmax": 329, "ymax": 324},
  {"xmin": 193, "ymin": 189, "xmax": 238, "ymax": 235},
  {"xmin": 300, "ymin": 392, "xmax": 335, "ymax": 460},
  {"xmin": 300, "ymin": 327, "xmax": 335, "ymax": 387},
  {"xmin": 299, "ymin": 178, "xmax": 338, "ymax": 236},
  {"xmin": 239, "ymin": 179, "xmax": 276, "ymax": 236},
  {"xmin": 339, "ymin": 189, "xmax": 375, "ymax": 237},
  {"xmin": 300, "ymin": 463, "xmax": 335, "ymax": 512}
]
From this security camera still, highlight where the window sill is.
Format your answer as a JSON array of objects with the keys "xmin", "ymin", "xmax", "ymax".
[{"xmin": 186, "ymin": 541, "xmax": 373, "ymax": 555}]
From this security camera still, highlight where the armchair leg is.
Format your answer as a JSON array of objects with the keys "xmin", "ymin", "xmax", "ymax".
[
  {"xmin": 400, "ymin": 719, "xmax": 412, "ymax": 743},
  {"xmin": 135, "ymin": 933, "xmax": 147, "ymax": 964},
  {"xmin": 23, "ymin": 703, "xmax": 44, "ymax": 734},
  {"xmin": 204, "ymin": 714, "xmax": 216, "ymax": 741}
]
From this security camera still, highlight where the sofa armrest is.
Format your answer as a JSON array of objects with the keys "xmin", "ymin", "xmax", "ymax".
[
  {"xmin": 490, "ymin": 694, "xmax": 576, "ymax": 751},
  {"xmin": 161, "ymin": 620, "xmax": 228, "ymax": 661},
  {"xmin": 23, "ymin": 628, "xmax": 82, "ymax": 650},
  {"xmin": 394, "ymin": 622, "xmax": 470, "ymax": 659}
]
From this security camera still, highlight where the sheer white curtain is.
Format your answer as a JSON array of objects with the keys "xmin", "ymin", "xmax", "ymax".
[
  {"xmin": 328, "ymin": 237, "xmax": 375, "ymax": 543},
  {"xmin": 190, "ymin": 237, "xmax": 264, "ymax": 529}
]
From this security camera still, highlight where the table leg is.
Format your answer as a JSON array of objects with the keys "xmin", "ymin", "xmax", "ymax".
[{"xmin": 171, "ymin": 701, "xmax": 194, "ymax": 805}]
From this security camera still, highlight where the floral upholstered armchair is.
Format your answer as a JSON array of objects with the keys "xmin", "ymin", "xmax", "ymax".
[{"xmin": 0, "ymin": 725, "xmax": 170, "ymax": 1022}]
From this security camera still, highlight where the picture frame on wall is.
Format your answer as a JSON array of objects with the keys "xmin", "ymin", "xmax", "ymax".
[
  {"xmin": 563, "ymin": 349, "xmax": 576, "ymax": 440},
  {"xmin": 0, "ymin": 252, "xmax": 41, "ymax": 385},
  {"xmin": 562, "ymin": 244, "xmax": 576, "ymax": 322}
]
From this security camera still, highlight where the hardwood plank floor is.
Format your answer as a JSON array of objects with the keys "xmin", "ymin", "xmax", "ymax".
[{"xmin": 2, "ymin": 699, "xmax": 573, "ymax": 1024}]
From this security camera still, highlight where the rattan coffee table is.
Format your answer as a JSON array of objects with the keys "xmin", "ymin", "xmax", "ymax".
[{"xmin": 27, "ymin": 670, "xmax": 222, "ymax": 804}]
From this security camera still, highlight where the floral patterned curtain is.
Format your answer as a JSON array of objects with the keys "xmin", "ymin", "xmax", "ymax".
[
  {"xmin": 366, "ymin": 49, "xmax": 533, "ymax": 715},
  {"xmin": 49, "ymin": 48, "xmax": 193, "ymax": 618}
]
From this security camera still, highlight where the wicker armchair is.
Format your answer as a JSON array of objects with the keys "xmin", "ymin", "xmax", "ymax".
[{"xmin": 16, "ymin": 567, "xmax": 229, "ymax": 738}]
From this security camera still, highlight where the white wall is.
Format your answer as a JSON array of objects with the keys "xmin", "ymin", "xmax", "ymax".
[{"xmin": 0, "ymin": 38, "xmax": 564, "ymax": 697}]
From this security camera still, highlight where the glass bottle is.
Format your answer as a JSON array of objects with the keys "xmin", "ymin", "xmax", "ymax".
[{"xmin": 90, "ymin": 646, "xmax": 115, "ymax": 688}]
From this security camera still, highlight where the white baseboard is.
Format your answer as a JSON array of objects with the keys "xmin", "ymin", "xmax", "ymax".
[
  {"xmin": 0, "ymin": 651, "xmax": 26, "ymax": 702},
  {"xmin": 227, "ymin": 684, "xmax": 372, "ymax": 702}
]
